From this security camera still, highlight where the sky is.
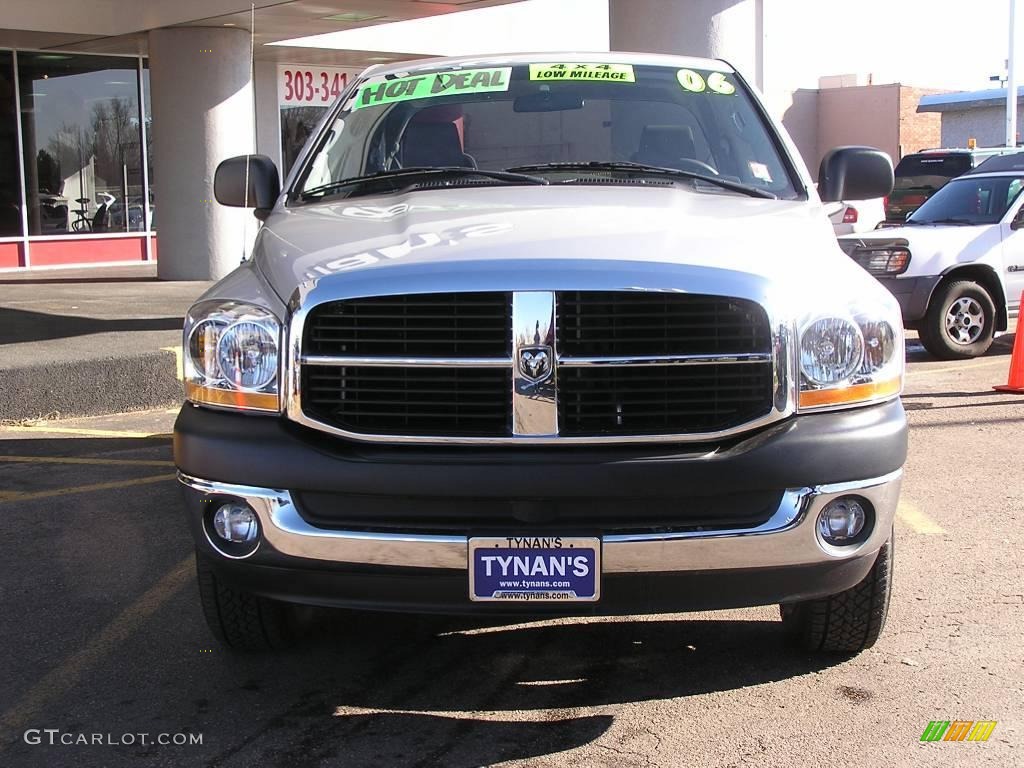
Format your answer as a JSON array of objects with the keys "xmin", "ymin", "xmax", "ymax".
[
  {"xmin": 273, "ymin": 0, "xmax": 1019, "ymax": 93},
  {"xmin": 766, "ymin": 0, "xmax": 1016, "ymax": 92}
]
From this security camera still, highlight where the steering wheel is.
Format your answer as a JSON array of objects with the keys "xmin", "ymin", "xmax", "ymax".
[{"xmin": 674, "ymin": 158, "xmax": 719, "ymax": 176}]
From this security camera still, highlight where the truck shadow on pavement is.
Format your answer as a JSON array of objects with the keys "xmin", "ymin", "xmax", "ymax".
[
  {"xmin": 203, "ymin": 612, "xmax": 841, "ymax": 766},
  {"xmin": 0, "ymin": 432, "xmax": 844, "ymax": 768}
]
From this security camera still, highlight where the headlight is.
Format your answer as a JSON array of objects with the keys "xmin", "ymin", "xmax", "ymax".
[
  {"xmin": 847, "ymin": 245, "xmax": 911, "ymax": 275},
  {"xmin": 798, "ymin": 307, "xmax": 903, "ymax": 410},
  {"xmin": 184, "ymin": 301, "xmax": 281, "ymax": 412},
  {"xmin": 800, "ymin": 317, "xmax": 864, "ymax": 385}
]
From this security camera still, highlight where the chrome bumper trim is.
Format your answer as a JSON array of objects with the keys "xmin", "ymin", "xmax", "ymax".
[{"xmin": 179, "ymin": 470, "xmax": 901, "ymax": 573}]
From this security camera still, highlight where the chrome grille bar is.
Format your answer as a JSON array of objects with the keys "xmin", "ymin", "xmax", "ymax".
[
  {"xmin": 558, "ymin": 353, "xmax": 772, "ymax": 368},
  {"xmin": 301, "ymin": 355, "xmax": 512, "ymax": 368}
]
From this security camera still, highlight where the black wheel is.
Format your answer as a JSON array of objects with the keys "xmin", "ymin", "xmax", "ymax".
[
  {"xmin": 919, "ymin": 280, "xmax": 996, "ymax": 359},
  {"xmin": 195, "ymin": 552, "xmax": 297, "ymax": 651},
  {"xmin": 780, "ymin": 532, "xmax": 893, "ymax": 653}
]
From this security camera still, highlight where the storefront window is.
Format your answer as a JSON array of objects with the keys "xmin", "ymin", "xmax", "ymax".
[
  {"xmin": 17, "ymin": 53, "xmax": 145, "ymax": 235},
  {"xmin": 142, "ymin": 60, "xmax": 154, "ymax": 231},
  {"xmin": 0, "ymin": 52, "xmax": 21, "ymax": 237},
  {"xmin": 281, "ymin": 106, "xmax": 327, "ymax": 175}
]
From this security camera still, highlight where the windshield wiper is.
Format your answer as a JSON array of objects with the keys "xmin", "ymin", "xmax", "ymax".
[
  {"xmin": 909, "ymin": 217, "xmax": 976, "ymax": 226},
  {"xmin": 506, "ymin": 161, "xmax": 777, "ymax": 199},
  {"xmin": 299, "ymin": 166, "xmax": 548, "ymax": 200}
]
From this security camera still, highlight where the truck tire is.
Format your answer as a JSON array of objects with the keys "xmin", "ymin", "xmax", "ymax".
[
  {"xmin": 780, "ymin": 532, "xmax": 893, "ymax": 653},
  {"xmin": 919, "ymin": 280, "xmax": 996, "ymax": 360},
  {"xmin": 195, "ymin": 552, "xmax": 296, "ymax": 651}
]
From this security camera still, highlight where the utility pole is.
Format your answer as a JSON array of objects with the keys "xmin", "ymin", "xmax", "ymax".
[{"xmin": 1010, "ymin": 0, "xmax": 1019, "ymax": 147}]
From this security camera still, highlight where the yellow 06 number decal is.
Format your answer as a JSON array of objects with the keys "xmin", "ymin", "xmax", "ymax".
[{"xmin": 677, "ymin": 69, "xmax": 736, "ymax": 95}]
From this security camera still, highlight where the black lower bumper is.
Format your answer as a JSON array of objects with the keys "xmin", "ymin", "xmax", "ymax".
[
  {"xmin": 176, "ymin": 401, "xmax": 905, "ymax": 614},
  {"xmin": 202, "ymin": 554, "xmax": 879, "ymax": 616},
  {"xmin": 877, "ymin": 275, "xmax": 941, "ymax": 326},
  {"xmin": 174, "ymin": 399, "xmax": 907, "ymax": 498}
]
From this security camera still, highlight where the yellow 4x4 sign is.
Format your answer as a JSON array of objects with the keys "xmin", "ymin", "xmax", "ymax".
[{"xmin": 530, "ymin": 63, "xmax": 636, "ymax": 83}]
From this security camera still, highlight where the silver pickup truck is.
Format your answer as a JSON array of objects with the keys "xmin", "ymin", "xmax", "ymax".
[{"xmin": 175, "ymin": 53, "xmax": 906, "ymax": 654}]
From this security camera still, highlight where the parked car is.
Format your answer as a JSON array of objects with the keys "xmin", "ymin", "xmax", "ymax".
[
  {"xmin": 884, "ymin": 147, "xmax": 1019, "ymax": 225},
  {"xmin": 840, "ymin": 163, "xmax": 1024, "ymax": 359},
  {"xmin": 826, "ymin": 197, "xmax": 885, "ymax": 235},
  {"xmin": 177, "ymin": 53, "xmax": 905, "ymax": 655},
  {"xmin": 972, "ymin": 150, "xmax": 1024, "ymax": 174}
]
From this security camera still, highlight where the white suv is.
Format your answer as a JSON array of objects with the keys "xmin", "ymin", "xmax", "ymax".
[{"xmin": 840, "ymin": 154, "xmax": 1024, "ymax": 359}]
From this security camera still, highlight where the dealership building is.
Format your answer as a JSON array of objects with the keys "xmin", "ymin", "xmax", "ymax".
[
  {"xmin": 918, "ymin": 85, "xmax": 1024, "ymax": 149},
  {"xmin": 0, "ymin": 0, "xmax": 951, "ymax": 279}
]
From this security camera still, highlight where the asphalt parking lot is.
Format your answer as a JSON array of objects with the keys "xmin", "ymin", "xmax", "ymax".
[{"xmin": 0, "ymin": 333, "xmax": 1021, "ymax": 768}]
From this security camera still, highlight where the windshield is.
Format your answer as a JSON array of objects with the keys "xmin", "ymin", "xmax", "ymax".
[
  {"xmin": 293, "ymin": 61, "xmax": 799, "ymax": 200},
  {"xmin": 907, "ymin": 175, "xmax": 1024, "ymax": 225},
  {"xmin": 893, "ymin": 154, "xmax": 972, "ymax": 191}
]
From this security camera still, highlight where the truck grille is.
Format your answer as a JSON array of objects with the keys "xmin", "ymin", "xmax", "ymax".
[
  {"xmin": 559, "ymin": 365, "xmax": 774, "ymax": 436},
  {"xmin": 303, "ymin": 367, "xmax": 510, "ymax": 437},
  {"xmin": 558, "ymin": 291, "xmax": 769, "ymax": 357},
  {"xmin": 304, "ymin": 293, "xmax": 510, "ymax": 357},
  {"xmin": 556, "ymin": 292, "xmax": 772, "ymax": 436},
  {"xmin": 298, "ymin": 291, "xmax": 777, "ymax": 442}
]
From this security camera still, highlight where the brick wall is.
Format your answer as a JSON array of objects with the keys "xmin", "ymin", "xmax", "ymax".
[{"xmin": 898, "ymin": 87, "xmax": 945, "ymax": 156}]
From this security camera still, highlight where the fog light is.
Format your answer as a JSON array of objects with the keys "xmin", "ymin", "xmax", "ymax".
[
  {"xmin": 817, "ymin": 497, "xmax": 867, "ymax": 544},
  {"xmin": 212, "ymin": 503, "xmax": 259, "ymax": 543}
]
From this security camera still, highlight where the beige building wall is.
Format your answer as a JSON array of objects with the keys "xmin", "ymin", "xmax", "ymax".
[
  {"xmin": 778, "ymin": 89, "xmax": 819, "ymax": 177},
  {"xmin": 817, "ymin": 84, "xmax": 901, "ymax": 169},
  {"xmin": 781, "ymin": 83, "xmax": 946, "ymax": 178}
]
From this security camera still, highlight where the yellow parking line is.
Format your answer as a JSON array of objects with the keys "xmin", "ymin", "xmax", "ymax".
[
  {"xmin": 0, "ymin": 456, "xmax": 174, "ymax": 468},
  {"xmin": 0, "ymin": 474, "xmax": 176, "ymax": 504},
  {"xmin": 0, "ymin": 425, "xmax": 171, "ymax": 439},
  {"xmin": 0, "ymin": 556, "xmax": 193, "ymax": 736},
  {"xmin": 896, "ymin": 500, "xmax": 946, "ymax": 534},
  {"xmin": 161, "ymin": 345, "xmax": 184, "ymax": 381}
]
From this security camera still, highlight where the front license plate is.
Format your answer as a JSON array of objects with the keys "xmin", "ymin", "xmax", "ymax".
[{"xmin": 468, "ymin": 536, "xmax": 601, "ymax": 602}]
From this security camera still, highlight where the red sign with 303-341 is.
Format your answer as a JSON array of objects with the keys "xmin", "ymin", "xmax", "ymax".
[{"xmin": 277, "ymin": 65, "xmax": 360, "ymax": 107}]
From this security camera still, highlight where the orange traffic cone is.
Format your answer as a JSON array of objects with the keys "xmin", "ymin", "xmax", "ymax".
[{"xmin": 994, "ymin": 292, "xmax": 1024, "ymax": 393}]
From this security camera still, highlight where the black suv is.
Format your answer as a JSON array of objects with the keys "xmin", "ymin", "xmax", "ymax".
[{"xmin": 885, "ymin": 147, "xmax": 1018, "ymax": 224}]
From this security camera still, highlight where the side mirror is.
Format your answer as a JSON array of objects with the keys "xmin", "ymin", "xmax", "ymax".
[
  {"xmin": 818, "ymin": 146, "xmax": 893, "ymax": 203},
  {"xmin": 214, "ymin": 155, "xmax": 280, "ymax": 220},
  {"xmin": 1011, "ymin": 210, "xmax": 1024, "ymax": 231}
]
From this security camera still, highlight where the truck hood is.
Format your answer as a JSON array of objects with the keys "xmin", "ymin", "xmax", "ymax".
[{"xmin": 254, "ymin": 185, "xmax": 881, "ymax": 309}]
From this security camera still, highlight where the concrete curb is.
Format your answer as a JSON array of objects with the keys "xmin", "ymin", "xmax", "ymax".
[{"xmin": 0, "ymin": 350, "xmax": 183, "ymax": 421}]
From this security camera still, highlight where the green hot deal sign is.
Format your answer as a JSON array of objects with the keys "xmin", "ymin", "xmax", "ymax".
[{"xmin": 352, "ymin": 68, "xmax": 512, "ymax": 110}]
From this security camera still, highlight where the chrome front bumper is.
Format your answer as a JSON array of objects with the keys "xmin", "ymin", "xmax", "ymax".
[{"xmin": 179, "ymin": 470, "xmax": 901, "ymax": 573}]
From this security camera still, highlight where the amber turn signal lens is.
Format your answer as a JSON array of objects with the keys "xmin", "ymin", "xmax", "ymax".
[
  {"xmin": 185, "ymin": 382, "xmax": 279, "ymax": 412},
  {"xmin": 799, "ymin": 377, "xmax": 901, "ymax": 409}
]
